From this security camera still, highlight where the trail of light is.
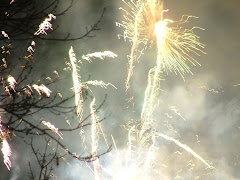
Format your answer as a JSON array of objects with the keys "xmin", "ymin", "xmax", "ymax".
[
  {"xmin": 90, "ymin": 98, "xmax": 101, "ymax": 180},
  {"xmin": 1, "ymin": 138, "xmax": 12, "ymax": 170},
  {"xmin": 111, "ymin": 135, "xmax": 118, "ymax": 154},
  {"xmin": 34, "ymin": 13, "xmax": 56, "ymax": 35},
  {"xmin": 82, "ymin": 51, "xmax": 118, "ymax": 62},
  {"xmin": 158, "ymin": 133, "xmax": 214, "ymax": 169},
  {"xmin": 69, "ymin": 46, "xmax": 83, "ymax": 118},
  {"xmin": 42, "ymin": 121, "xmax": 63, "ymax": 139},
  {"xmin": 32, "ymin": 84, "xmax": 52, "ymax": 97}
]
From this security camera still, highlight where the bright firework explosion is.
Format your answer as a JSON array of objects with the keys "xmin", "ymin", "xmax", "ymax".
[{"xmin": 115, "ymin": 0, "xmax": 214, "ymax": 178}]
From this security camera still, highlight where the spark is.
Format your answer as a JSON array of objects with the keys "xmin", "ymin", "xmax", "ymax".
[
  {"xmin": 82, "ymin": 51, "xmax": 118, "ymax": 62},
  {"xmin": 1, "ymin": 31, "xmax": 10, "ymax": 39},
  {"xmin": 34, "ymin": 13, "xmax": 56, "ymax": 35},
  {"xmin": 31, "ymin": 40, "xmax": 36, "ymax": 46},
  {"xmin": 90, "ymin": 98, "xmax": 101, "ymax": 180},
  {"xmin": 158, "ymin": 133, "xmax": 214, "ymax": 169},
  {"xmin": 27, "ymin": 46, "xmax": 35, "ymax": 54},
  {"xmin": 53, "ymin": 70, "xmax": 59, "ymax": 77},
  {"xmin": 1, "ymin": 138, "xmax": 12, "ymax": 170},
  {"xmin": 2, "ymin": 58, "xmax": 7, "ymax": 68},
  {"xmin": 69, "ymin": 46, "xmax": 83, "ymax": 117},
  {"xmin": 199, "ymin": 85, "xmax": 220, "ymax": 94},
  {"xmin": 32, "ymin": 84, "xmax": 52, "ymax": 97},
  {"xmin": 42, "ymin": 121, "xmax": 63, "ymax": 139},
  {"xmin": 7, "ymin": 75, "xmax": 17, "ymax": 92},
  {"xmin": 169, "ymin": 106, "xmax": 186, "ymax": 121},
  {"xmin": 86, "ymin": 80, "xmax": 117, "ymax": 89}
]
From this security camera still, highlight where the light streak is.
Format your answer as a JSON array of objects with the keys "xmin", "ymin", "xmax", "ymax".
[
  {"xmin": 34, "ymin": 14, "xmax": 56, "ymax": 35},
  {"xmin": 1, "ymin": 138, "xmax": 12, "ymax": 170},
  {"xmin": 169, "ymin": 106, "xmax": 186, "ymax": 121},
  {"xmin": 199, "ymin": 85, "xmax": 221, "ymax": 94},
  {"xmin": 69, "ymin": 46, "xmax": 83, "ymax": 117},
  {"xmin": 42, "ymin": 121, "xmax": 63, "ymax": 139},
  {"xmin": 90, "ymin": 98, "xmax": 101, "ymax": 180},
  {"xmin": 32, "ymin": 84, "xmax": 52, "ymax": 97},
  {"xmin": 158, "ymin": 133, "xmax": 214, "ymax": 169},
  {"xmin": 86, "ymin": 80, "xmax": 117, "ymax": 89},
  {"xmin": 82, "ymin": 51, "xmax": 118, "ymax": 62}
]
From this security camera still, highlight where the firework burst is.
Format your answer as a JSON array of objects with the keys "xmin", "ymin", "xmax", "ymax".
[{"xmin": 118, "ymin": 0, "xmax": 212, "ymax": 176}]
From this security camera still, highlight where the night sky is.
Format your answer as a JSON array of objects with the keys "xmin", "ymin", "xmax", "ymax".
[{"xmin": 2, "ymin": 0, "xmax": 240, "ymax": 179}]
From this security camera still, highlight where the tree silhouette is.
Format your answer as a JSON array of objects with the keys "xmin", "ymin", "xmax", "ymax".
[{"xmin": 0, "ymin": 0, "xmax": 110, "ymax": 179}]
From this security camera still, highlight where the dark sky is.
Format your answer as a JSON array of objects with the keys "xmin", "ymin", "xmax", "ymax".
[{"xmin": 2, "ymin": 0, "xmax": 240, "ymax": 179}]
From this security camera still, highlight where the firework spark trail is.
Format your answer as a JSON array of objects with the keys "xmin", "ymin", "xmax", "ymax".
[
  {"xmin": 1, "ymin": 138, "xmax": 12, "ymax": 170},
  {"xmin": 42, "ymin": 121, "xmax": 63, "ymax": 139},
  {"xmin": 158, "ymin": 133, "xmax": 214, "ymax": 169},
  {"xmin": 34, "ymin": 13, "xmax": 56, "ymax": 35},
  {"xmin": 82, "ymin": 51, "xmax": 118, "ymax": 62},
  {"xmin": 90, "ymin": 98, "xmax": 101, "ymax": 180},
  {"xmin": 86, "ymin": 80, "xmax": 117, "ymax": 89},
  {"xmin": 69, "ymin": 46, "xmax": 83, "ymax": 118},
  {"xmin": 32, "ymin": 84, "xmax": 52, "ymax": 97}
]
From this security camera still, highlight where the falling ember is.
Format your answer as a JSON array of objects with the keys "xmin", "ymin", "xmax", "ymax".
[
  {"xmin": 1, "ymin": 138, "xmax": 12, "ymax": 170},
  {"xmin": 34, "ymin": 13, "xmax": 56, "ymax": 35}
]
